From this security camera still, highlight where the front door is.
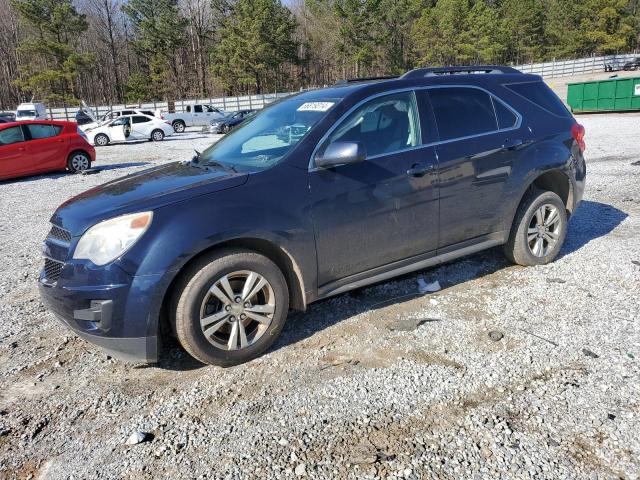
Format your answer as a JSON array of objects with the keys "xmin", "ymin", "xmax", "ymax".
[
  {"xmin": 426, "ymin": 87, "xmax": 524, "ymax": 248},
  {"xmin": 310, "ymin": 91, "xmax": 439, "ymax": 286},
  {"xmin": 109, "ymin": 117, "xmax": 129, "ymax": 142}
]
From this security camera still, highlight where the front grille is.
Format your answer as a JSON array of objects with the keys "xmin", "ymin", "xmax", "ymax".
[
  {"xmin": 48, "ymin": 225, "xmax": 72, "ymax": 243},
  {"xmin": 43, "ymin": 258, "xmax": 63, "ymax": 282}
]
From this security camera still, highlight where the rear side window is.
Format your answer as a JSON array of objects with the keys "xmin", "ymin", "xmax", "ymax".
[
  {"xmin": 26, "ymin": 124, "xmax": 62, "ymax": 139},
  {"xmin": 194, "ymin": 105, "xmax": 203, "ymax": 113},
  {"xmin": 493, "ymin": 100, "xmax": 518, "ymax": 129},
  {"xmin": 0, "ymin": 126, "xmax": 24, "ymax": 145},
  {"xmin": 505, "ymin": 81, "xmax": 570, "ymax": 117},
  {"xmin": 132, "ymin": 116, "xmax": 150, "ymax": 124},
  {"xmin": 429, "ymin": 87, "xmax": 498, "ymax": 141}
]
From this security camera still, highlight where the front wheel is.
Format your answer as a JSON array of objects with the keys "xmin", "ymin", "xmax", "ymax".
[
  {"xmin": 67, "ymin": 151, "xmax": 91, "ymax": 173},
  {"xmin": 151, "ymin": 129, "xmax": 165, "ymax": 141},
  {"xmin": 172, "ymin": 249, "xmax": 290, "ymax": 366},
  {"xmin": 94, "ymin": 133, "xmax": 109, "ymax": 146},
  {"xmin": 504, "ymin": 190, "xmax": 567, "ymax": 266}
]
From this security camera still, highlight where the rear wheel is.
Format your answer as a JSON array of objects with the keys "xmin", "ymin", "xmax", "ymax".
[
  {"xmin": 94, "ymin": 134, "xmax": 109, "ymax": 146},
  {"xmin": 151, "ymin": 129, "xmax": 165, "ymax": 141},
  {"xmin": 67, "ymin": 151, "xmax": 91, "ymax": 173},
  {"xmin": 504, "ymin": 190, "xmax": 567, "ymax": 266},
  {"xmin": 172, "ymin": 249, "xmax": 289, "ymax": 366},
  {"xmin": 172, "ymin": 120, "xmax": 185, "ymax": 133}
]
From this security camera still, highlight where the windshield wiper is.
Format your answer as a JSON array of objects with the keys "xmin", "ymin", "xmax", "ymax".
[{"xmin": 186, "ymin": 150, "xmax": 237, "ymax": 173}]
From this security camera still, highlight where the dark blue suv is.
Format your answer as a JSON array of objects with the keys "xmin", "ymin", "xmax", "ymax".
[{"xmin": 39, "ymin": 66, "xmax": 586, "ymax": 366}]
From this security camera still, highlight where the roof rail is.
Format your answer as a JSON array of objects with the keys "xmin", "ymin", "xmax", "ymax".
[
  {"xmin": 334, "ymin": 75, "xmax": 399, "ymax": 85},
  {"xmin": 400, "ymin": 65, "xmax": 522, "ymax": 79}
]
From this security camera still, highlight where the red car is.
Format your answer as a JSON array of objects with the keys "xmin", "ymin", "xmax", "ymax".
[{"xmin": 0, "ymin": 120, "xmax": 96, "ymax": 180}]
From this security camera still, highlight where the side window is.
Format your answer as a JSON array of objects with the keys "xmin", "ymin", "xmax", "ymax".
[
  {"xmin": 206, "ymin": 106, "xmax": 216, "ymax": 112},
  {"xmin": 325, "ymin": 91, "xmax": 421, "ymax": 158},
  {"xmin": 505, "ymin": 81, "xmax": 570, "ymax": 117},
  {"xmin": 429, "ymin": 88, "xmax": 498, "ymax": 141},
  {"xmin": 0, "ymin": 126, "xmax": 24, "ymax": 145},
  {"xmin": 493, "ymin": 100, "xmax": 518, "ymax": 129},
  {"xmin": 141, "ymin": 111, "xmax": 154, "ymax": 116},
  {"xmin": 26, "ymin": 124, "xmax": 61, "ymax": 140},
  {"xmin": 122, "ymin": 110, "xmax": 135, "ymax": 115},
  {"xmin": 132, "ymin": 116, "xmax": 150, "ymax": 124},
  {"xmin": 111, "ymin": 117, "xmax": 128, "ymax": 126},
  {"xmin": 186, "ymin": 106, "xmax": 191, "ymax": 113},
  {"xmin": 194, "ymin": 105, "xmax": 203, "ymax": 113}
]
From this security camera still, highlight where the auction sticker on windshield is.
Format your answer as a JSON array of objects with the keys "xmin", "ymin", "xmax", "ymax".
[{"xmin": 297, "ymin": 102, "xmax": 334, "ymax": 112}]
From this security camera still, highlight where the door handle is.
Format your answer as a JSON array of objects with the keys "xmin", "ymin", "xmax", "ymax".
[
  {"xmin": 406, "ymin": 163, "xmax": 434, "ymax": 177},
  {"xmin": 502, "ymin": 138, "xmax": 523, "ymax": 150}
]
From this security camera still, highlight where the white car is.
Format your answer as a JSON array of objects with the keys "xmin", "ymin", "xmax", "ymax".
[
  {"xmin": 15, "ymin": 102, "xmax": 47, "ymax": 121},
  {"xmin": 85, "ymin": 114, "xmax": 174, "ymax": 146},
  {"xmin": 79, "ymin": 107, "xmax": 158, "ymax": 131},
  {"xmin": 161, "ymin": 104, "xmax": 228, "ymax": 132}
]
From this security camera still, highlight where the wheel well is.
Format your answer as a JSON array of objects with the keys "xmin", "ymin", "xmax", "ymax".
[
  {"xmin": 172, "ymin": 120, "xmax": 184, "ymax": 125},
  {"xmin": 158, "ymin": 238, "xmax": 307, "ymax": 338},
  {"xmin": 67, "ymin": 149, "xmax": 90, "ymax": 161},
  {"xmin": 531, "ymin": 170, "xmax": 573, "ymax": 214}
]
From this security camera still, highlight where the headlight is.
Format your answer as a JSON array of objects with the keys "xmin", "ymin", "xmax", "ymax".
[{"xmin": 73, "ymin": 212, "xmax": 153, "ymax": 265}]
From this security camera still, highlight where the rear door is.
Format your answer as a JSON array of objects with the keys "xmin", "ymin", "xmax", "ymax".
[
  {"xmin": 0, "ymin": 126, "xmax": 27, "ymax": 178},
  {"xmin": 131, "ymin": 115, "xmax": 152, "ymax": 139},
  {"xmin": 192, "ymin": 105, "xmax": 205, "ymax": 125},
  {"xmin": 23, "ymin": 123, "xmax": 65, "ymax": 172},
  {"xmin": 309, "ymin": 90, "xmax": 439, "ymax": 286},
  {"xmin": 427, "ymin": 86, "xmax": 523, "ymax": 248}
]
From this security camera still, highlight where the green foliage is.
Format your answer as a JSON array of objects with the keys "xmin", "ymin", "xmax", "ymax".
[
  {"xmin": 211, "ymin": 0, "xmax": 299, "ymax": 93},
  {"xmin": 10, "ymin": 0, "xmax": 93, "ymax": 103},
  {"xmin": 124, "ymin": 72, "xmax": 154, "ymax": 103}
]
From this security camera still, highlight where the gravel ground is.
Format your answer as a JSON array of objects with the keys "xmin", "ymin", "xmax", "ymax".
[{"xmin": 0, "ymin": 116, "xmax": 638, "ymax": 480}]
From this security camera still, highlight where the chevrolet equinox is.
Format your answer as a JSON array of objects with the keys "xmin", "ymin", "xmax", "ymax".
[{"xmin": 39, "ymin": 66, "xmax": 586, "ymax": 366}]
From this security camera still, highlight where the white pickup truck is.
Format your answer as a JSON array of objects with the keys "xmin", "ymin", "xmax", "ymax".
[{"xmin": 161, "ymin": 104, "xmax": 228, "ymax": 133}]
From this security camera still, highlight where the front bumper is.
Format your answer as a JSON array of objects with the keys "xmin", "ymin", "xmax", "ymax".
[{"xmin": 38, "ymin": 263, "xmax": 164, "ymax": 363}]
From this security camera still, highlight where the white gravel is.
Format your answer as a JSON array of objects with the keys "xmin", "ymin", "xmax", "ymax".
[{"xmin": 0, "ymin": 117, "xmax": 638, "ymax": 479}]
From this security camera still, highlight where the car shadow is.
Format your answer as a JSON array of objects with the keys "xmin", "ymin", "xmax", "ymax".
[
  {"xmin": 157, "ymin": 199, "xmax": 627, "ymax": 370},
  {"xmin": 0, "ymin": 162, "xmax": 152, "ymax": 185},
  {"xmin": 92, "ymin": 162, "xmax": 150, "ymax": 172},
  {"xmin": 559, "ymin": 200, "xmax": 628, "ymax": 257}
]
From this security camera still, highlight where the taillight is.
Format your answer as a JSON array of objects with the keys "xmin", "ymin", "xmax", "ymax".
[{"xmin": 571, "ymin": 123, "xmax": 585, "ymax": 153}]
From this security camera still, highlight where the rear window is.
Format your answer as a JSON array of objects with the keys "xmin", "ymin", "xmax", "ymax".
[
  {"xmin": 429, "ymin": 87, "xmax": 498, "ymax": 141},
  {"xmin": 505, "ymin": 81, "xmax": 570, "ymax": 117}
]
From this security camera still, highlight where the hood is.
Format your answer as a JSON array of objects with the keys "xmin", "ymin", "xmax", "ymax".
[{"xmin": 52, "ymin": 162, "xmax": 248, "ymax": 234}]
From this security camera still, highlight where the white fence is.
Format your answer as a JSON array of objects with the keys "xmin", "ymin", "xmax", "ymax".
[
  {"xmin": 515, "ymin": 53, "xmax": 637, "ymax": 78},
  {"xmin": 44, "ymin": 52, "xmax": 639, "ymax": 121},
  {"xmin": 47, "ymin": 92, "xmax": 293, "ymax": 122}
]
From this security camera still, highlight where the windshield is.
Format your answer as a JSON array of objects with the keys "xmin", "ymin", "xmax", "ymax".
[
  {"xmin": 199, "ymin": 97, "xmax": 338, "ymax": 171},
  {"xmin": 16, "ymin": 110, "xmax": 36, "ymax": 117}
]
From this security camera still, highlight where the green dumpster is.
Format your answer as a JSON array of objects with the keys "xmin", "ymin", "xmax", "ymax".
[{"xmin": 567, "ymin": 76, "xmax": 640, "ymax": 113}]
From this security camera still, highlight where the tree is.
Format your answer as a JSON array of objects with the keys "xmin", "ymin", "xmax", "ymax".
[
  {"xmin": 580, "ymin": 0, "xmax": 637, "ymax": 54},
  {"xmin": 500, "ymin": 0, "xmax": 546, "ymax": 64},
  {"xmin": 122, "ymin": 0, "xmax": 188, "ymax": 99},
  {"xmin": 10, "ymin": 0, "xmax": 95, "ymax": 104},
  {"xmin": 211, "ymin": 0, "xmax": 298, "ymax": 94}
]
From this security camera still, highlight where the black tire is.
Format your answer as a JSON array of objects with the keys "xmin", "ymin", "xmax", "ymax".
[
  {"xmin": 151, "ymin": 129, "xmax": 165, "ymax": 142},
  {"xmin": 67, "ymin": 151, "xmax": 91, "ymax": 173},
  {"xmin": 94, "ymin": 133, "xmax": 109, "ymax": 147},
  {"xmin": 504, "ymin": 189, "xmax": 567, "ymax": 266},
  {"xmin": 172, "ymin": 120, "xmax": 186, "ymax": 133},
  {"xmin": 172, "ymin": 249, "xmax": 290, "ymax": 366}
]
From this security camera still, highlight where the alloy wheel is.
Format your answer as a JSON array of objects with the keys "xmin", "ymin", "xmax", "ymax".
[
  {"xmin": 199, "ymin": 270, "xmax": 275, "ymax": 351},
  {"xmin": 527, "ymin": 203, "xmax": 562, "ymax": 257}
]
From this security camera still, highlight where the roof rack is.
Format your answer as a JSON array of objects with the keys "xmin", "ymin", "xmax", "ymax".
[
  {"xmin": 334, "ymin": 75, "xmax": 399, "ymax": 85},
  {"xmin": 400, "ymin": 65, "xmax": 521, "ymax": 79}
]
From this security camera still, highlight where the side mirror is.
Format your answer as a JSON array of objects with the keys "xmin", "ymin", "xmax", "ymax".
[{"xmin": 315, "ymin": 141, "xmax": 366, "ymax": 169}]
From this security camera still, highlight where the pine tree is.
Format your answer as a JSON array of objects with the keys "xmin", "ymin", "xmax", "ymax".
[
  {"xmin": 10, "ymin": 0, "xmax": 95, "ymax": 104},
  {"xmin": 211, "ymin": 0, "xmax": 298, "ymax": 94},
  {"xmin": 122, "ymin": 0, "xmax": 188, "ymax": 100}
]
